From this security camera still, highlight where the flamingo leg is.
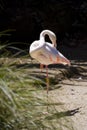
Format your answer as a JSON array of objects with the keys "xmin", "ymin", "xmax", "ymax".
[
  {"xmin": 46, "ymin": 65, "xmax": 49, "ymax": 94},
  {"xmin": 40, "ymin": 64, "xmax": 44, "ymax": 72}
]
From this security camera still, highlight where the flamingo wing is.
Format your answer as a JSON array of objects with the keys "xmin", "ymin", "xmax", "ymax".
[{"xmin": 31, "ymin": 42, "xmax": 70, "ymax": 66}]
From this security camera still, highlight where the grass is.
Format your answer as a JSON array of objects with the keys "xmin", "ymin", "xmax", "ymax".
[{"xmin": 0, "ymin": 42, "xmax": 75, "ymax": 130}]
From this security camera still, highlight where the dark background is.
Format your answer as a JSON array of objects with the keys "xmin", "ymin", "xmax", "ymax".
[{"xmin": 0, "ymin": 0, "xmax": 87, "ymax": 59}]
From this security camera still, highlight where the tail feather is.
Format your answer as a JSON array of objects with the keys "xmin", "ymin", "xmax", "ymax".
[{"xmin": 58, "ymin": 56, "xmax": 70, "ymax": 66}]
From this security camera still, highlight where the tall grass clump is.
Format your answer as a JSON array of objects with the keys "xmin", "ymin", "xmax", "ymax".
[
  {"xmin": 0, "ymin": 39, "xmax": 18, "ymax": 129},
  {"xmin": 0, "ymin": 79, "xmax": 17, "ymax": 129},
  {"xmin": 0, "ymin": 31, "xmax": 75, "ymax": 130}
]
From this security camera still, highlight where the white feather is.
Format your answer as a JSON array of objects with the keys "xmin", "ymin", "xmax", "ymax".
[{"xmin": 29, "ymin": 30, "xmax": 70, "ymax": 66}]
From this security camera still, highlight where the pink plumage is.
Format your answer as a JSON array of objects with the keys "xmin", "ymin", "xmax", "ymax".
[{"xmin": 29, "ymin": 30, "xmax": 70, "ymax": 93}]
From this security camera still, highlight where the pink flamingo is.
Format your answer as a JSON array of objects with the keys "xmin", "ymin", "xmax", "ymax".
[{"xmin": 29, "ymin": 30, "xmax": 70, "ymax": 93}]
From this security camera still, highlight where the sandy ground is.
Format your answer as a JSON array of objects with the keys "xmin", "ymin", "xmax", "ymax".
[
  {"xmin": 49, "ymin": 80, "xmax": 87, "ymax": 130},
  {"xmin": 1, "ymin": 57, "xmax": 87, "ymax": 130},
  {"xmin": 29, "ymin": 59, "xmax": 87, "ymax": 130},
  {"xmin": 49, "ymin": 61, "xmax": 87, "ymax": 130},
  {"xmin": 17, "ymin": 43, "xmax": 87, "ymax": 130}
]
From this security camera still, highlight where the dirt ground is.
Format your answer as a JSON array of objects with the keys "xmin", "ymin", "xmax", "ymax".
[
  {"xmin": 28, "ymin": 43, "xmax": 87, "ymax": 130},
  {"xmin": 28, "ymin": 57, "xmax": 87, "ymax": 130},
  {"xmin": 1, "ymin": 43, "xmax": 87, "ymax": 130},
  {"xmin": 49, "ymin": 70, "xmax": 87, "ymax": 130},
  {"xmin": 56, "ymin": 44, "xmax": 87, "ymax": 130}
]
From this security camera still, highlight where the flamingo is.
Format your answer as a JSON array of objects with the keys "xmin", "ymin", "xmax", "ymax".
[{"xmin": 29, "ymin": 30, "xmax": 70, "ymax": 93}]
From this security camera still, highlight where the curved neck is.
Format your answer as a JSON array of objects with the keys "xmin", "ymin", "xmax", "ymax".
[{"xmin": 40, "ymin": 30, "xmax": 57, "ymax": 47}]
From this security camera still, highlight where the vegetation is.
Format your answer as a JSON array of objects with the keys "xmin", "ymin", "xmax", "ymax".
[
  {"xmin": 0, "ymin": 58, "xmax": 74, "ymax": 130},
  {"xmin": 0, "ymin": 0, "xmax": 87, "ymax": 129},
  {"xmin": 0, "ymin": 39, "xmax": 74, "ymax": 130}
]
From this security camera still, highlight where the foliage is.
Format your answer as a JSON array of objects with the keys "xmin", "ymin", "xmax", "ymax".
[
  {"xmin": 0, "ymin": 42, "xmax": 74, "ymax": 130},
  {"xmin": 0, "ymin": 62, "xmax": 74, "ymax": 130}
]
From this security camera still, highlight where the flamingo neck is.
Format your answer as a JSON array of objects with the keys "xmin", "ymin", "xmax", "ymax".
[
  {"xmin": 40, "ymin": 30, "xmax": 57, "ymax": 47},
  {"xmin": 40, "ymin": 35, "xmax": 45, "ymax": 43}
]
